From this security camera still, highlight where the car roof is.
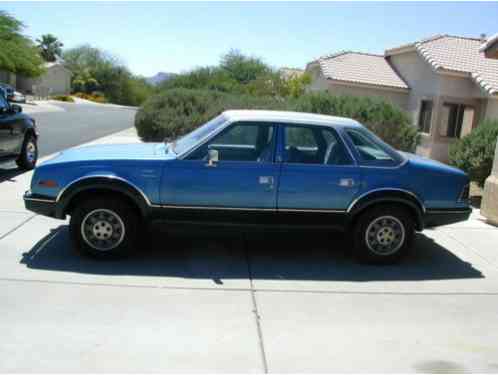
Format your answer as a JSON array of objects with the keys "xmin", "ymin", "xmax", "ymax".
[{"xmin": 222, "ymin": 110, "xmax": 363, "ymax": 128}]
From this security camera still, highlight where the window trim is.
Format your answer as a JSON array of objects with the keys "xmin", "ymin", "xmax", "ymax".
[{"xmin": 418, "ymin": 100, "xmax": 433, "ymax": 135}]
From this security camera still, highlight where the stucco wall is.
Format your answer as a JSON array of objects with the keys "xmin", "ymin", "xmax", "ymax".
[
  {"xmin": 388, "ymin": 51, "xmax": 441, "ymax": 125},
  {"xmin": 485, "ymin": 99, "xmax": 498, "ymax": 120},
  {"xmin": 307, "ymin": 67, "xmax": 408, "ymax": 110},
  {"xmin": 439, "ymin": 75, "xmax": 483, "ymax": 98},
  {"xmin": 17, "ymin": 65, "xmax": 71, "ymax": 95},
  {"xmin": 0, "ymin": 70, "xmax": 16, "ymax": 86}
]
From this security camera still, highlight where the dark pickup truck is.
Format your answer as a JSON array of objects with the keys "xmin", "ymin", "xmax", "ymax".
[{"xmin": 0, "ymin": 89, "xmax": 38, "ymax": 170}]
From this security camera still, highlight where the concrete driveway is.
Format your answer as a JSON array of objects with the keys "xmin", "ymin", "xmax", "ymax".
[{"xmin": 1, "ymin": 129, "xmax": 498, "ymax": 372}]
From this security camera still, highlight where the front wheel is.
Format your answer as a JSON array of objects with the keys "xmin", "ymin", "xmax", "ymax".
[
  {"xmin": 69, "ymin": 197, "xmax": 139, "ymax": 259},
  {"xmin": 16, "ymin": 134, "xmax": 38, "ymax": 170},
  {"xmin": 352, "ymin": 205, "xmax": 415, "ymax": 264}
]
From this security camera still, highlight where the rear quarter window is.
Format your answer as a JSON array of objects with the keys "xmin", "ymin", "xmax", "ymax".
[{"xmin": 344, "ymin": 128, "xmax": 403, "ymax": 167}]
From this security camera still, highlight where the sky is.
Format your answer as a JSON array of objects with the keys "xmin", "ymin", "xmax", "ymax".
[{"xmin": 2, "ymin": 1, "xmax": 498, "ymax": 77}]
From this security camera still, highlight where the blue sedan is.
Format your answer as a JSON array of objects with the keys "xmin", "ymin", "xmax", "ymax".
[{"xmin": 24, "ymin": 110, "xmax": 471, "ymax": 263}]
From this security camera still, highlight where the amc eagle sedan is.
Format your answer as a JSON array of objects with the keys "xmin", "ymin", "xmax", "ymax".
[{"xmin": 24, "ymin": 110, "xmax": 471, "ymax": 263}]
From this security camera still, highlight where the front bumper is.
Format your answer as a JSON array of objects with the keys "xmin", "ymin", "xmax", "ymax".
[
  {"xmin": 23, "ymin": 191, "xmax": 57, "ymax": 218},
  {"xmin": 423, "ymin": 207, "xmax": 472, "ymax": 228}
]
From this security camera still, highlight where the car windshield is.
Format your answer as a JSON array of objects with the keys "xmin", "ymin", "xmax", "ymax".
[{"xmin": 170, "ymin": 114, "xmax": 227, "ymax": 155}]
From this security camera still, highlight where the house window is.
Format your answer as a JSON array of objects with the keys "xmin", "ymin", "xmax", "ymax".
[
  {"xmin": 418, "ymin": 100, "xmax": 433, "ymax": 134},
  {"xmin": 440, "ymin": 103, "xmax": 475, "ymax": 138}
]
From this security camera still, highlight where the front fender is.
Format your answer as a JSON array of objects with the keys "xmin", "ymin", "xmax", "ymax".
[{"xmin": 56, "ymin": 175, "xmax": 153, "ymax": 219}]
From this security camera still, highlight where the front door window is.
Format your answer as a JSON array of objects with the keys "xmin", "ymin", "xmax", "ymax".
[{"xmin": 187, "ymin": 122, "xmax": 275, "ymax": 162}]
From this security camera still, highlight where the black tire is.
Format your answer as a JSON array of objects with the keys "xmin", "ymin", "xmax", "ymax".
[
  {"xmin": 352, "ymin": 204, "xmax": 415, "ymax": 264},
  {"xmin": 16, "ymin": 134, "xmax": 38, "ymax": 170},
  {"xmin": 69, "ymin": 196, "xmax": 139, "ymax": 259}
]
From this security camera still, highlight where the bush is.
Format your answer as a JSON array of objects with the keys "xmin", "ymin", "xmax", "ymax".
[
  {"xmin": 135, "ymin": 89, "xmax": 419, "ymax": 152},
  {"xmin": 135, "ymin": 88, "xmax": 287, "ymax": 141},
  {"xmin": 74, "ymin": 92, "xmax": 107, "ymax": 103},
  {"xmin": 449, "ymin": 119, "xmax": 498, "ymax": 187},
  {"xmin": 51, "ymin": 95, "xmax": 74, "ymax": 102}
]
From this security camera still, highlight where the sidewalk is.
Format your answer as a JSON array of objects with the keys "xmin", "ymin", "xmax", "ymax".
[{"xmin": 1, "ymin": 128, "xmax": 498, "ymax": 372}]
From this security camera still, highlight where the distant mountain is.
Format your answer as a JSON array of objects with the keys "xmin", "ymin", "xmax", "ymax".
[{"xmin": 146, "ymin": 72, "xmax": 176, "ymax": 86}]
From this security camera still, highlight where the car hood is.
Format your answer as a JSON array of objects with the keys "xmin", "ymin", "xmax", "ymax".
[
  {"xmin": 401, "ymin": 152, "xmax": 466, "ymax": 177},
  {"xmin": 41, "ymin": 142, "xmax": 175, "ymax": 166}
]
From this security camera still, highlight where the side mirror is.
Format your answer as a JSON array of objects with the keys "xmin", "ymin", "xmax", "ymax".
[
  {"xmin": 207, "ymin": 149, "xmax": 219, "ymax": 167},
  {"xmin": 10, "ymin": 104, "xmax": 22, "ymax": 114}
]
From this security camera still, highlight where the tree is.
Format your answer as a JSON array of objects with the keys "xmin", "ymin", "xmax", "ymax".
[
  {"xmin": 63, "ymin": 44, "xmax": 153, "ymax": 106},
  {"xmin": 220, "ymin": 49, "xmax": 271, "ymax": 84},
  {"xmin": 0, "ymin": 11, "xmax": 44, "ymax": 77},
  {"xmin": 36, "ymin": 33, "xmax": 63, "ymax": 62}
]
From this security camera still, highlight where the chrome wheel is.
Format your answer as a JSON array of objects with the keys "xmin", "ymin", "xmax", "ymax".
[
  {"xmin": 81, "ymin": 209, "xmax": 125, "ymax": 251},
  {"xmin": 26, "ymin": 141, "xmax": 37, "ymax": 164},
  {"xmin": 365, "ymin": 215, "xmax": 405, "ymax": 256}
]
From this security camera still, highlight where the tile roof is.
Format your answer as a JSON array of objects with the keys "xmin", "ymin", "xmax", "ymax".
[
  {"xmin": 480, "ymin": 33, "xmax": 498, "ymax": 60},
  {"xmin": 390, "ymin": 35, "xmax": 498, "ymax": 95},
  {"xmin": 480, "ymin": 33, "xmax": 498, "ymax": 53},
  {"xmin": 314, "ymin": 51, "xmax": 409, "ymax": 90}
]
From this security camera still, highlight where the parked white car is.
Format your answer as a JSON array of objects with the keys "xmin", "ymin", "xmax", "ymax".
[{"xmin": 10, "ymin": 91, "xmax": 26, "ymax": 103}]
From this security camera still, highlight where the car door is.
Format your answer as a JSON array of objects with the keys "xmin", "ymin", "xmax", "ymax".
[
  {"xmin": 0, "ymin": 94, "xmax": 18, "ymax": 158},
  {"xmin": 160, "ymin": 121, "xmax": 279, "ymax": 223},
  {"xmin": 276, "ymin": 123, "xmax": 362, "ymax": 228}
]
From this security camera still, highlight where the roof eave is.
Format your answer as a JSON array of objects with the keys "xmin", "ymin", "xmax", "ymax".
[
  {"xmin": 384, "ymin": 45, "xmax": 416, "ymax": 57},
  {"xmin": 327, "ymin": 78, "xmax": 410, "ymax": 93}
]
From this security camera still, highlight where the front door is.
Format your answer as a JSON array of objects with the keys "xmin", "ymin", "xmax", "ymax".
[
  {"xmin": 160, "ymin": 121, "xmax": 278, "ymax": 223},
  {"xmin": 276, "ymin": 124, "xmax": 362, "ymax": 228}
]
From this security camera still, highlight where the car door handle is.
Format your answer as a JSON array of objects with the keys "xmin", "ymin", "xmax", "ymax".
[
  {"xmin": 259, "ymin": 176, "xmax": 274, "ymax": 190},
  {"xmin": 338, "ymin": 178, "xmax": 355, "ymax": 187},
  {"xmin": 259, "ymin": 176, "xmax": 273, "ymax": 184}
]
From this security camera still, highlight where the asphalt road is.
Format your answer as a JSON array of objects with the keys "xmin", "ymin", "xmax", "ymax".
[{"xmin": 30, "ymin": 102, "xmax": 137, "ymax": 157}]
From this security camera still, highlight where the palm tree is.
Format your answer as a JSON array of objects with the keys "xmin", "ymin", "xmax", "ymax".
[{"xmin": 36, "ymin": 34, "xmax": 63, "ymax": 62}]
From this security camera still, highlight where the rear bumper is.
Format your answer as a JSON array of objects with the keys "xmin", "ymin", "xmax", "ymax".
[
  {"xmin": 23, "ymin": 191, "xmax": 57, "ymax": 218},
  {"xmin": 423, "ymin": 208, "xmax": 472, "ymax": 228}
]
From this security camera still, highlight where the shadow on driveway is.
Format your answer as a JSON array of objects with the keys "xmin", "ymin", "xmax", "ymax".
[
  {"xmin": 20, "ymin": 225, "xmax": 483, "ymax": 283},
  {"xmin": 0, "ymin": 165, "xmax": 25, "ymax": 184}
]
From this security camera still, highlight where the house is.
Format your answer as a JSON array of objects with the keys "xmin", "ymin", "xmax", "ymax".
[
  {"xmin": 0, "ymin": 60, "xmax": 71, "ymax": 97},
  {"xmin": 481, "ymin": 33, "xmax": 498, "ymax": 59},
  {"xmin": 306, "ymin": 35, "xmax": 498, "ymax": 162},
  {"xmin": 17, "ymin": 60, "xmax": 71, "ymax": 96}
]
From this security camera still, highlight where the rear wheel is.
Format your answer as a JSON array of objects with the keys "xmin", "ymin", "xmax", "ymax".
[
  {"xmin": 16, "ymin": 134, "xmax": 38, "ymax": 170},
  {"xmin": 353, "ymin": 205, "xmax": 415, "ymax": 264},
  {"xmin": 69, "ymin": 197, "xmax": 139, "ymax": 259}
]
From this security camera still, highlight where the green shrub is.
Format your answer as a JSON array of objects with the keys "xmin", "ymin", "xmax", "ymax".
[
  {"xmin": 74, "ymin": 92, "xmax": 107, "ymax": 103},
  {"xmin": 135, "ymin": 89, "xmax": 419, "ymax": 152},
  {"xmin": 449, "ymin": 119, "xmax": 498, "ymax": 187},
  {"xmin": 51, "ymin": 95, "xmax": 74, "ymax": 102},
  {"xmin": 135, "ymin": 88, "xmax": 287, "ymax": 141}
]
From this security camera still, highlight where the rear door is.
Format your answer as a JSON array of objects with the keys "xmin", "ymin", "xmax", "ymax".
[{"xmin": 276, "ymin": 124, "xmax": 362, "ymax": 228}]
